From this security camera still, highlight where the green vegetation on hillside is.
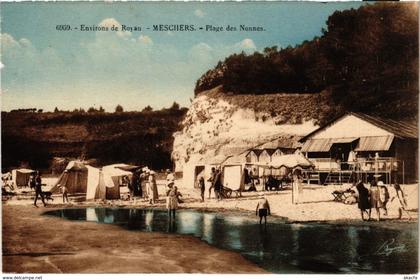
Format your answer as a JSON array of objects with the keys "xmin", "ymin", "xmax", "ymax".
[
  {"xmin": 201, "ymin": 86, "xmax": 338, "ymax": 126},
  {"xmin": 1, "ymin": 107, "xmax": 187, "ymax": 171},
  {"xmin": 195, "ymin": 3, "xmax": 419, "ymax": 121}
]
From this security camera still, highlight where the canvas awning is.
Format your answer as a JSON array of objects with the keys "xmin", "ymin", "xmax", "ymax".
[
  {"xmin": 66, "ymin": 161, "xmax": 88, "ymax": 172},
  {"xmin": 331, "ymin": 137, "xmax": 359, "ymax": 144},
  {"xmin": 102, "ymin": 165, "xmax": 132, "ymax": 178},
  {"xmin": 101, "ymin": 164, "xmax": 132, "ymax": 191},
  {"xmin": 14, "ymin": 168, "xmax": 35, "ymax": 174},
  {"xmin": 116, "ymin": 164, "xmax": 141, "ymax": 172},
  {"xmin": 301, "ymin": 138, "xmax": 333, "ymax": 152},
  {"xmin": 355, "ymin": 135, "xmax": 394, "ymax": 152},
  {"xmin": 301, "ymin": 137, "xmax": 359, "ymax": 152},
  {"xmin": 254, "ymin": 154, "xmax": 314, "ymax": 169}
]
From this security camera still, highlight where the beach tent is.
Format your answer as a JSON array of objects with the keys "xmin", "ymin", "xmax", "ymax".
[
  {"xmin": 85, "ymin": 167, "xmax": 107, "ymax": 200},
  {"xmin": 113, "ymin": 163, "xmax": 141, "ymax": 173},
  {"xmin": 183, "ymin": 159, "xmax": 224, "ymax": 189},
  {"xmin": 182, "ymin": 163, "xmax": 198, "ymax": 189},
  {"xmin": 12, "ymin": 168, "xmax": 35, "ymax": 187},
  {"xmin": 102, "ymin": 164, "xmax": 133, "ymax": 199},
  {"xmin": 50, "ymin": 161, "xmax": 91, "ymax": 194},
  {"xmin": 222, "ymin": 164, "xmax": 245, "ymax": 191},
  {"xmin": 86, "ymin": 165, "xmax": 131, "ymax": 200}
]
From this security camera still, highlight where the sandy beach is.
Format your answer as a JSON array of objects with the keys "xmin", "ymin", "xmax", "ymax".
[
  {"xmin": 2, "ymin": 204, "xmax": 266, "ymax": 273},
  {"xmin": 7, "ymin": 177, "xmax": 416, "ymax": 222},
  {"xmin": 2, "ymin": 178, "xmax": 418, "ymax": 273}
]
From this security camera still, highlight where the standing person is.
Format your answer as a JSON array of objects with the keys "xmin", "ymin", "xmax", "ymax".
[
  {"xmin": 29, "ymin": 174, "xmax": 36, "ymax": 190},
  {"xmin": 166, "ymin": 186, "xmax": 181, "ymax": 218},
  {"xmin": 33, "ymin": 171, "xmax": 46, "ymax": 207},
  {"xmin": 213, "ymin": 168, "xmax": 223, "ymax": 201},
  {"xmin": 392, "ymin": 178, "xmax": 407, "ymax": 208},
  {"xmin": 140, "ymin": 171, "xmax": 148, "ymax": 201},
  {"xmin": 355, "ymin": 180, "xmax": 370, "ymax": 220},
  {"xmin": 207, "ymin": 167, "xmax": 216, "ymax": 199},
  {"xmin": 391, "ymin": 178, "xmax": 411, "ymax": 219},
  {"xmin": 138, "ymin": 171, "xmax": 143, "ymax": 197},
  {"xmin": 256, "ymin": 193, "xmax": 271, "ymax": 225},
  {"xmin": 378, "ymin": 181, "xmax": 390, "ymax": 216},
  {"xmin": 198, "ymin": 176, "xmax": 205, "ymax": 202},
  {"xmin": 126, "ymin": 175, "xmax": 134, "ymax": 201},
  {"xmin": 132, "ymin": 172, "xmax": 140, "ymax": 199},
  {"xmin": 292, "ymin": 169, "xmax": 302, "ymax": 204},
  {"xmin": 348, "ymin": 150, "xmax": 356, "ymax": 170},
  {"xmin": 149, "ymin": 171, "xmax": 159, "ymax": 204},
  {"xmin": 369, "ymin": 178, "xmax": 381, "ymax": 221},
  {"xmin": 60, "ymin": 184, "xmax": 69, "ymax": 203}
]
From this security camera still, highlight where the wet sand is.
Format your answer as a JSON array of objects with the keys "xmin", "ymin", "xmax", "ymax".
[{"xmin": 2, "ymin": 205, "xmax": 266, "ymax": 273}]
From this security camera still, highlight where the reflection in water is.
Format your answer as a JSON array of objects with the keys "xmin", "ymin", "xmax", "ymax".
[
  {"xmin": 167, "ymin": 218, "xmax": 177, "ymax": 233},
  {"xmin": 145, "ymin": 211, "xmax": 154, "ymax": 232},
  {"xmin": 45, "ymin": 208, "xmax": 418, "ymax": 274},
  {"xmin": 202, "ymin": 213, "xmax": 215, "ymax": 244},
  {"xmin": 86, "ymin": 208, "xmax": 98, "ymax": 222},
  {"xmin": 178, "ymin": 212, "xmax": 201, "ymax": 234}
]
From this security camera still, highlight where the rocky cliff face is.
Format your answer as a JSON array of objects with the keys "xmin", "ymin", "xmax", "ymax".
[{"xmin": 172, "ymin": 87, "xmax": 320, "ymax": 172}]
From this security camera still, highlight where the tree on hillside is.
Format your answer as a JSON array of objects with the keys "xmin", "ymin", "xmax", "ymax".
[
  {"xmin": 170, "ymin": 102, "xmax": 180, "ymax": 111},
  {"xmin": 115, "ymin": 105, "xmax": 124, "ymax": 113},
  {"xmin": 142, "ymin": 105, "xmax": 153, "ymax": 112},
  {"xmin": 194, "ymin": 2, "xmax": 419, "ymax": 121},
  {"xmin": 54, "ymin": 107, "xmax": 59, "ymax": 113}
]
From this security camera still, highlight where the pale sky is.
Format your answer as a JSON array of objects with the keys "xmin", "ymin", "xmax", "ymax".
[{"xmin": 1, "ymin": 2, "xmax": 364, "ymax": 112}]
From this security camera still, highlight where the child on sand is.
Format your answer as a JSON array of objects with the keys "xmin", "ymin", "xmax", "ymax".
[
  {"xmin": 198, "ymin": 176, "xmax": 205, "ymax": 202},
  {"xmin": 166, "ymin": 186, "xmax": 182, "ymax": 218},
  {"xmin": 60, "ymin": 184, "xmax": 69, "ymax": 203}
]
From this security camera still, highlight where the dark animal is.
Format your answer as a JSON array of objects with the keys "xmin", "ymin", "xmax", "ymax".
[{"xmin": 42, "ymin": 191, "xmax": 54, "ymax": 201}]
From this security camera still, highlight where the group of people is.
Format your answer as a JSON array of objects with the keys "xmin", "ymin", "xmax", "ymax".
[
  {"xmin": 195, "ymin": 167, "xmax": 224, "ymax": 202},
  {"xmin": 355, "ymin": 178, "xmax": 409, "ymax": 221},
  {"xmin": 126, "ymin": 168, "xmax": 159, "ymax": 204}
]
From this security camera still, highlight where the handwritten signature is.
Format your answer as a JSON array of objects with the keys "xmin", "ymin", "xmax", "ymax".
[
  {"xmin": 373, "ymin": 238, "xmax": 406, "ymax": 256},
  {"xmin": 351, "ymin": 238, "xmax": 407, "ymax": 265}
]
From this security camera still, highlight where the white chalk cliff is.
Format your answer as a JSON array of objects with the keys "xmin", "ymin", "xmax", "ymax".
[{"xmin": 172, "ymin": 87, "xmax": 319, "ymax": 172}]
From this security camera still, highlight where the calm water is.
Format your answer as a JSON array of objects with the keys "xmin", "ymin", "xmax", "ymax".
[{"xmin": 44, "ymin": 208, "xmax": 418, "ymax": 274}]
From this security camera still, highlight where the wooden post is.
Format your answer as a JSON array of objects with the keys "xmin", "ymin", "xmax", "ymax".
[
  {"xmin": 402, "ymin": 160, "xmax": 405, "ymax": 185},
  {"xmin": 389, "ymin": 159, "xmax": 392, "ymax": 185}
]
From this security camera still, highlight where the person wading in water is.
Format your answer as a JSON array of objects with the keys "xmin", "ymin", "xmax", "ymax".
[{"xmin": 256, "ymin": 193, "xmax": 271, "ymax": 225}]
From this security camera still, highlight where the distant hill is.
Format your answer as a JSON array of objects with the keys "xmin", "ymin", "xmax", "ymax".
[
  {"xmin": 195, "ymin": 2, "xmax": 419, "ymax": 122},
  {"xmin": 1, "ymin": 108, "xmax": 187, "ymax": 172}
]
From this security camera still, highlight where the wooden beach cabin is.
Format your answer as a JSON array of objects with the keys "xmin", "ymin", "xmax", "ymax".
[
  {"xmin": 244, "ymin": 135, "xmax": 300, "ymax": 178},
  {"xmin": 299, "ymin": 112, "xmax": 418, "ymax": 184}
]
